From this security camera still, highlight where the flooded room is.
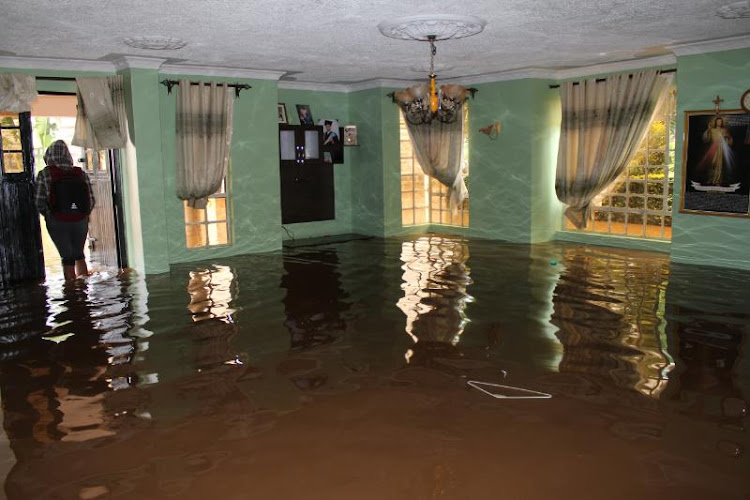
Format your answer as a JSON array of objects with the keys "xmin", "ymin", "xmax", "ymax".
[{"xmin": 0, "ymin": 2, "xmax": 749, "ymax": 499}]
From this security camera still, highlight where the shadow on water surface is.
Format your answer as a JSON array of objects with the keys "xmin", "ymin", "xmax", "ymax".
[{"xmin": 0, "ymin": 235, "xmax": 747, "ymax": 499}]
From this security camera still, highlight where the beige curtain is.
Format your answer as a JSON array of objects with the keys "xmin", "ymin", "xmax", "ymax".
[
  {"xmin": 0, "ymin": 73, "xmax": 37, "ymax": 112},
  {"xmin": 555, "ymin": 70, "xmax": 673, "ymax": 228},
  {"xmin": 72, "ymin": 76, "xmax": 128, "ymax": 150},
  {"xmin": 175, "ymin": 80, "xmax": 234, "ymax": 209},
  {"xmin": 404, "ymin": 105, "xmax": 468, "ymax": 209}
]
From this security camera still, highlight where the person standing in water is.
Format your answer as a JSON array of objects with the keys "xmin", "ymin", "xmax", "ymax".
[{"xmin": 34, "ymin": 140, "xmax": 95, "ymax": 281}]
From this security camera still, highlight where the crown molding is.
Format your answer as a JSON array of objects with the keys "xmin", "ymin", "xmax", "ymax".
[
  {"xmin": 552, "ymin": 55, "xmax": 676, "ymax": 80},
  {"xmin": 161, "ymin": 63, "xmax": 285, "ymax": 81},
  {"xmin": 346, "ymin": 78, "xmax": 421, "ymax": 91},
  {"xmin": 443, "ymin": 67, "xmax": 554, "ymax": 86},
  {"xmin": 278, "ymin": 81, "xmax": 351, "ymax": 92},
  {"xmin": 667, "ymin": 34, "xmax": 750, "ymax": 56},
  {"xmin": 0, "ymin": 56, "xmax": 115, "ymax": 72},
  {"xmin": 113, "ymin": 56, "xmax": 166, "ymax": 70},
  {"xmin": 281, "ymin": 55, "xmax": 678, "ymax": 91},
  {"xmin": 279, "ymin": 78, "xmax": 418, "ymax": 92}
]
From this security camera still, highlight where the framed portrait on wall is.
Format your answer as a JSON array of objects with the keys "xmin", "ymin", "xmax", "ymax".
[
  {"xmin": 318, "ymin": 119, "xmax": 344, "ymax": 164},
  {"xmin": 681, "ymin": 109, "xmax": 750, "ymax": 217},
  {"xmin": 296, "ymin": 104, "xmax": 314, "ymax": 125},
  {"xmin": 278, "ymin": 103, "xmax": 288, "ymax": 124}
]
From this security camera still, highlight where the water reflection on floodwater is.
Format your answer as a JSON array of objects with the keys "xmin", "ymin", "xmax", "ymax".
[{"xmin": 0, "ymin": 236, "xmax": 747, "ymax": 499}]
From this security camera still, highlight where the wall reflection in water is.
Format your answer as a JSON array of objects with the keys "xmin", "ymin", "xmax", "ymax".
[
  {"xmin": 185, "ymin": 265, "xmax": 243, "ymax": 373},
  {"xmin": 551, "ymin": 247, "xmax": 675, "ymax": 398},
  {"xmin": 187, "ymin": 265, "xmax": 236, "ymax": 323},
  {"xmin": 662, "ymin": 263, "xmax": 750, "ymax": 422},
  {"xmin": 547, "ymin": 245, "xmax": 749, "ymax": 462},
  {"xmin": 397, "ymin": 236, "xmax": 473, "ymax": 367},
  {"xmin": 282, "ymin": 249, "xmax": 349, "ymax": 351},
  {"xmin": 0, "ymin": 237, "xmax": 747, "ymax": 498},
  {"xmin": 0, "ymin": 273, "xmax": 149, "ymax": 456}
]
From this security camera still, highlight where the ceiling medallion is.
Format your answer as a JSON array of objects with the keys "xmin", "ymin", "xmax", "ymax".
[
  {"xmin": 716, "ymin": 1, "xmax": 750, "ymax": 18},
  {"xmin": 123, "ymin": 36, "xmax": 187, "ymax": 50},
  {"xmin": 378, "ymin": 14, "xmax": 486, "ymax": 41}
]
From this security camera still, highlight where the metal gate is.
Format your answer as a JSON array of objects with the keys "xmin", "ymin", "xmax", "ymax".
[{"xmin": 85, "ymin": 149, "xmax": 127, "ymax": 269}]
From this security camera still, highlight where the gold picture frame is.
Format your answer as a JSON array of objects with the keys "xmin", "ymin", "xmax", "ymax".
[{"xmin": 680, "ymin": 109, "xmax": 750, "ymax": 217}]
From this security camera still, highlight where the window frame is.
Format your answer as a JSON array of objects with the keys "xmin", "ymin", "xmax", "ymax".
[
  {"xmin": 0, "ymin": 112, "xmax": 33, "ymax": 181},
  {"xmin": 183, "ymin": 175, "xmax": 232, "ymax": 249}
]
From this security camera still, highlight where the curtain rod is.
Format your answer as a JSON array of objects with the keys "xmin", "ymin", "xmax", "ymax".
[
  {"xmin": 548, "ymin": 68, "xmax": 676, "ymax": 89},
  {"xmin": 160, "ymin": 79, "xmax": 251, "ymax": 97},
  {"xmin": 35, "ymin": 77, "xmax": 251, "ymax": 98},
  {"xmin": 36, "ymin": 76, "xmax": 76, "ymax": 82}
]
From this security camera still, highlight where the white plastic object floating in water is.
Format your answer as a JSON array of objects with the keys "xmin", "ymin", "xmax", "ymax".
[{"xmin": 467, "ymin": 380, "xmax": 552, "ymax": 399}]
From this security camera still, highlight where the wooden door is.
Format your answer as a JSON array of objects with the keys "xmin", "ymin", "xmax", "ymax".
[
  {"xmin": 85, "ymin": 149, "xmax": 126, "ymax": 269},
  {"xmin": 0, "ymin": 112, "xmax": 45, "ymax": 285}
]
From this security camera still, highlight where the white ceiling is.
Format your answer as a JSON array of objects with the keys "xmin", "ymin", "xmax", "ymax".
[{"xmin": 1, "ymin": 0, "xmax": 749, "ymax": 84}]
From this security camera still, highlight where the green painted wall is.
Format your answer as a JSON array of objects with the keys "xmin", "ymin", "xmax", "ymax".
[
  {"xmin": 7, "ymin": 50, "xmax": 750, "ymax": 274},
  {"xmin": 159, "ymin": 75, "xmax": 281, "ymax": 265},
  {"xmin": 347, "ymin": 86, "xmax": 406, "ymax": 238},
  {"xmin": 671, "ymin": 48, "xmax": 750, "ymax": 270},
  {"xmin": 467, "ymin": 79, "xmax": 543, "ymax": 242},
  {"xmin": 530, "ymin": 80, "xmax": 564, "ymax": 243},
  {"xmin": 349, "ymin": 80, "xmax": 559, "ymax": 243},
  {"xmin": 277, "ymin": 88, "xmax": 352, "ymax": 240},
  {"xmin": 349, "ymin": 88, "xmax": 386, "ymax": 237},
  {"xmin": 381, "ymin": 88, "xmax": 405, "ymax": 237},
  {"xmin": 121, "ymin": 69, "xmax": 170, "ymax": 274}
]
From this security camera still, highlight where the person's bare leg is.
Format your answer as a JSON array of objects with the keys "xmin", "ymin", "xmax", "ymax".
[
  {"xmin": 74, "ymin": 259, "xmax": 89, "ymax": 278},
  {"xmin": 63, "ymin": 265, "xmax": 76, "ymax": 281}
]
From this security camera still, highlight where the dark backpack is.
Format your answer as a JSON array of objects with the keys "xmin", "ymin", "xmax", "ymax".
[{"xmin": 48, "ymin": 165, "xmax": 91, "ymax": 221}]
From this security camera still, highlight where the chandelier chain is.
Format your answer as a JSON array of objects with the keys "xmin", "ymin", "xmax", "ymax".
[{"xmin": 429, "ymin": 36, "xmax": 436, "ymax": 76}]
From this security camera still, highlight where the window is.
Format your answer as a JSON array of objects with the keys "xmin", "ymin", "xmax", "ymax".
[
  {"xmin": 1, "ymin": 113, "xmax": 25, "ymax": 175},
  {"xmin": 400, "ymin": 110, "xmax": 469, "ymax": 227},
  {"xmin": 566, "ymin": 87, "xmax": 677, "ymax": 239},
  {"xmin": 184, "ymin": 178, "xmax": 231, "ymax": 248}
]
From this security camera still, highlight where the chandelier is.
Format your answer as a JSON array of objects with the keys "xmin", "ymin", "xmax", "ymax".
[{"xmin": 379, "ymin": 15, "xmax": 485, "ymax": 125}]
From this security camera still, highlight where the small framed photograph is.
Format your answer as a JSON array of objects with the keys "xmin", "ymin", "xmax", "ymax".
[
  {"xmin": 296, "ymin": 104, "xmax": 314, "ymax": 125},
  {"xmin": 343, "ymin": 125, "xmax": 358, "ymax": 146},
  {"xmin": 318, "ymin": 119, "xmax": 344, "ymax": 164},
  {"xmin": 277, "ymin": 103, "xmax": 288, "ymax": 124},
  {"xmin": 681, "ymin": 109, "xmax": 750, "ymax": 217}
]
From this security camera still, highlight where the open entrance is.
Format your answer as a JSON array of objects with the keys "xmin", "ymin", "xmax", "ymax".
[{"xmin": 31, "ymin": 94, "xmax": 127, "ymax": 277}]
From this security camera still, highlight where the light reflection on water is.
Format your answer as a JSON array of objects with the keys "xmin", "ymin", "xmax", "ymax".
[
  {"xmin": 397, "ymin": 236, "xmax": 473, "ymax": 347},
  {"xmin": 0, "ymin": 235, "xmax": 747, "ymax": 498},
  {"xmin": 551, "ymin": 246, "xmax": 676, "ymax": 398}
]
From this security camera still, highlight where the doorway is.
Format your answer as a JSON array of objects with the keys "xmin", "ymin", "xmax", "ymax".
[{"xmin": 30, "ymin": 94, "xmax": 127, "ymax": 275}]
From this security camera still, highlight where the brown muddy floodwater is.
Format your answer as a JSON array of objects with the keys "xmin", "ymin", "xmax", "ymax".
[{"xmin": 0, "ymin": 235, "xmax": 747, "ymax": 500}]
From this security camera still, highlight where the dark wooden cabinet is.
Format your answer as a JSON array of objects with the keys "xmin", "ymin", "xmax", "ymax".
[{"xmin": 279, "ymin": 125, "xmax": 335, "ymax": 224}]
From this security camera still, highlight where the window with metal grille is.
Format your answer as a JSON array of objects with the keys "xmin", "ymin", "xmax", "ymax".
[
  {"xmin": 400, "ymin": 110, "xmax": 469, "ymax": 227},
  {"xmin": 183, "ymin": 178, "xmax": 231, "ymax": 248},
  {"xmin": 565, "ymin": 87, "xmax": 677, "ymax": 239}
]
